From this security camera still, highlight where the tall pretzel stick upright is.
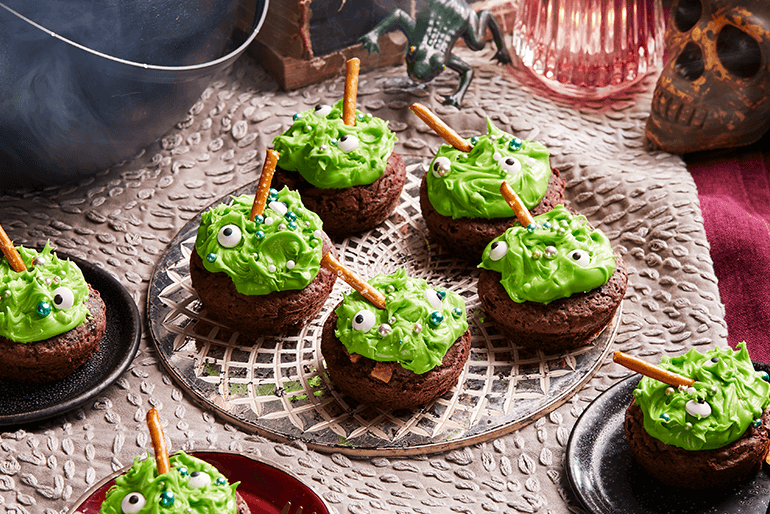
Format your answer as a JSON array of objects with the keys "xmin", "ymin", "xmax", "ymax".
[
  {"xmin": 613, "ymin": 352, "xmax": 695, "ymax": 387},
  {"xmin": 409, "ymin": 103, "xmax": 472, "ymax": 152},
  {"xmin": 343, "ymin": 58, "xmax": 360, "ymax": 126},
  {"xmin": 500, "ymin": 181, "xmax": 536, "ymax": 229},
  {"xmin": 0, "ymin": 224, "xmax": 26, "ymax": 272},
  {"xmin": 321, "ymin": 252, "xmax": 387, "ymax": 310},
  {"xmin": 146, "ymin": 407, "xmax": 171, "ymax": 475},
  {"xmin": 250, "ymin": 149, "xmax": 280, "ymax": 221}
]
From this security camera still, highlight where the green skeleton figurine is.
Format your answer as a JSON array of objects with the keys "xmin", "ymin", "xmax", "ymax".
[{"xmin": 360, "ymin": 0, "xmax": 512, "ymax": 107}]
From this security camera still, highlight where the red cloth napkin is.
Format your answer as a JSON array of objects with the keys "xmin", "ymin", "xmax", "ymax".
[{"xmin": 688, "ymin": 140, "xmax": 770, "ymax": 363}]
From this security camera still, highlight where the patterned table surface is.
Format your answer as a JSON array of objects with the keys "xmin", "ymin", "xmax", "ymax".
[{"xmin": 0, "ymin": 46, "xmax": 726, "ymax": 514}]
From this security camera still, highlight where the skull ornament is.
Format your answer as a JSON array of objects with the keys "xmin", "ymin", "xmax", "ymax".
[{"xmin": 646, "ymin": 0, "xmax": 770, "ymax": 154}]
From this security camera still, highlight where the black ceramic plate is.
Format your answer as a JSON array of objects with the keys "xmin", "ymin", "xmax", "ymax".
[
  {"xmin": 566, "ymin": 364, "xmax": 770, "ymax": 514},
  {"xmin": 0, "ymin": 254, "xmax": 141, "ymax": 426}
]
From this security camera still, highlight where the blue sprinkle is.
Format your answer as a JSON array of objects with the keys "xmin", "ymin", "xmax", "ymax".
[
  {"xmin": 660, "ymin": 413, "xmax": 670, "ymax": 422},
  {"xmin": 177, "ymin": 466, "xmax": 189, "ymax": 477},
  {"xmin": 356, "ymin": 113, "xmax": 364, "ymax": 121},
  {"xmin": 160, "ymin": 490, "xmax": 175, "ymax": 507},
  {"xmin": 526, "ymin": 223, "xmax": 539, "ymax": 232},
  {"xmin": 470, "ymin": 136, "xmax": 479, "ymax": 146},
  {"xmin": 253, "ymin": 214, "xmax": 264, "ymax": 225},
  {"xmin": 542, "ymin": 221, "xmax": 552, "ymax": 229},
  {"xmin": 436, "ymin": 290, "xmax": 446, "ymax": 300},
  {"xmin": 37, "ymin": 301, "xmax": 52, "ymax": 317},
  {"xmin": 508, "ymin": 137, "xmax": 523, "ymax": 151},
  {"xmin": 288, "ymin": 221, "xmax": 297, "ymax": 230},
  {"xmin": 758, "ymin": 371, "xmax": 770, "ymax": 382},
  {"xmin": 285, "ymin": 212, "xmax": 297, "ymax": 222},
  {"xmin": 753, "ymin": 419, "xmax": 762, "ymax": 428},
  {"xmin": 255, "ymin": 230, "xmax": 265, "ymax": 240},
  {"xmin": 331, "ymin": 138, "xmax": 338, "ymax": 146},
  {"xmin": 206, "ymin": 253, "xmax": 217, "ymax": 263},
  {"xmin": 215, "ymin": 477, "xmax": 227, "ymax": 486},
  {"xmin": 429, "ymin": 311, "xmax": 444, "ymax": 328},
  {"xmin": 293, "ymin": 113, "xmax": 303, "ymax": 121},
  {"xmin": 452, "ymin": 307, "xmax": 462, "ymax": 318}
]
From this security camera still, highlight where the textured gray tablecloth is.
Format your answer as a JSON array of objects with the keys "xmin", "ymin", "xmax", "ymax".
[{"xmin": 0, "ymin": 47, "xmax": 726, "ymax": 514}]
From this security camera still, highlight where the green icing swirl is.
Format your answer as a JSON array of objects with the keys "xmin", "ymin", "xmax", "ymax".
[
  {"xmin": 195, "ymin": 188, "xmax": 324, "ymax": 296},
  {"xmin": 632, "ymin": 342, "xmax": 770, "ymax": 451},
  {"xmin": 478, "ymin": 205, "xmax": 616, "ymax": 304},
  {"xmin": 272, "ymin": 99, "xmax": 397, "ymax": 189},
  {"xmin": 100, "ymin": 451, "xmax": 239, "ymax": 514},
  {"xmin": 426, "ymin": 118, "xmax": 552, "ymax": 219},
  {"xmin": 334, "ymin": 268, "xmax": 468, "ymax": 375},
  {"xmin": 0, "ymin": 243, "xmax": 89, "ymax": 343}
]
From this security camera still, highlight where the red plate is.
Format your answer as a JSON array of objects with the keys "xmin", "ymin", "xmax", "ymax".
[{"xmin": 68, "ymin": 450, "xmax": 331, "ymax": 514}]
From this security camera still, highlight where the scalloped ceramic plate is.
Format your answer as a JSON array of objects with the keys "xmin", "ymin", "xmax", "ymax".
[
  {"xmin": 0, "ymin": 252, "xmax": 141, "ymax": 426},
  {"xmin": 147, "ymin": 166, "xmax": 621, "ymax": 456},
  {"xmin": 566, "ymin": 362, "xmax": 770, "ymax": 514},
  {"xmin": 67, "ymin": 450, "xmax": 331, "ymax": 514}
]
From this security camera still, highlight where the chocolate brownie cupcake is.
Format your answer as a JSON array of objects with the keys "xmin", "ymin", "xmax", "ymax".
[
  {"xmin": 100, "ymin": 451, "xmax": 251, "ymax": 514},
  {"xmin": 624, "ymin": 343, "xmax": 770, "ymax": 489},
  {"xmin": 272, "ymin": 100, "xmax": 406, "ymax": 239},
  {"xmin": 420, "ymin": 118, "xmax": 565, "ymax": 259},
  {"xmin": 321, "ymin": 268, "xmax": 470, "ymax": 410},
  {"xmin": 477, "ymin": 205, "xmax": 627, "ymax": 352},
  {"xmin": 0, "ymin": 243, "xmax": 106, "ymax": 383},
  {"xmin": 190, "ymin": 187, "xmax": 336, "ymax": 336}
]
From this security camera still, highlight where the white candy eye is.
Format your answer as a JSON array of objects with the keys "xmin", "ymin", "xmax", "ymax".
[
  {"xmin": 685, "ymin": 399, "xmax": 712, "ymax": 418},
  {"xmin": 52, "ymin": 287, "xmax": 75, "ymax": 310},
  {"xmin": 499, "ymin": 156, "xmax": 522, "ymax": 175},
  {"xmin": 188, "ymin": 471, "xmax": 212, "ymax": 488},
  {"xmin": 569, "ymin": 249, "xmax": 590, "ymax": 267},
  {"xmin": 314, "ymin": 104, "xmax": 332, "ymax": 117},
  {"xmin": 352, "ymin": 310, "xmax": 376, "ymax": 332},
  {"xmin": 217, "ymin": 224, "xmax": 242, "ymax": 248},
  {"xmin": 431, "ymin": 156, "xmax": 452, "ymax": 177},
  {"xmin": 121, "ymin": 492, "xmax": 146, "ymax": 513},
  {"xmin": 338, "ymin": 134, "xmax": 359, "ymax": 153},
  {"xmin": 424, "ymin": 289, "xmax": 443, "ymax": 310},
  {"xmin": 489, "ymin": 241, "xmax": 508, "ymax": 261}
]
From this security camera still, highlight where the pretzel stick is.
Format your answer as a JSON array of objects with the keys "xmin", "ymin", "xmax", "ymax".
[
  {"xmin": 409, "ymin": 102, "xmax": 472, "ymax": 152},
  {"xmin": 613, "ymin": 352, "xmax": 695, "ymax": 387},
  {"xmin": 500, "ymin": 181, "xmax": 536, "ymax": 228},
  {"xmin": 321, "ymin": 252, "xmax": 386, "ymax": 310},
  {"xmin": 146, "ymin": 407, "xmax": 171, "ymax": 475},
  {"xmin": 250, "ymin": 149, "xmax": 279, "ymax": 220},
  {"xmin": 343, "ymin": 57, "xmax": 360, "ymax": 126},
  {"xmin": 0, "ymin": 224, "xmax": 26, "ymax": 272}
]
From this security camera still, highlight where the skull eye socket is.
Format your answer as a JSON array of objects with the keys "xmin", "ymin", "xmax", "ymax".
[
  {"xmin": 675, "ymin": 42, "xmax": 704, "ymax": 81},
  {"xmin": 673, "ymin": 0, "xmax": 701, "ymax": 33},
  {"xmin": 717, "ymin": 25, "xmax": 761, "ymax": 79}
]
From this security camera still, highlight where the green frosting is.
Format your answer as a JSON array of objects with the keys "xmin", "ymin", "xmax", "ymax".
[
  {"xmin": 0, "ymin": 243, "xmax": 89, "ymax": 343},
  {"xmin": 632, "ymin": 342, "xmax": 770, "ymax": 451},
  {"xmin": 334, "ymin": 268, "xmax": 468, "ymax": 375},
  {"xmin": 478, "ymin": 205, "xmax": 616, "ymax": 304},
  {"xmin": 100, "ymin": 451, "xmax": 239, "ymax": 514},
  {"xmin": 272, "ymin": 99, "xmax": 397, "ymax": 189},
  {"xmin": 195, "ymin": 188, "xmax": 324, "ymax": 296},
  {"xmin": 426, "ymin": 118, "xmax": 552, "ymax": 219}
]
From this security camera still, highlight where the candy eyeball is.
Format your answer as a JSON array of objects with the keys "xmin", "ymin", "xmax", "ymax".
[
  {"xmin": 499, "ymin": 156, "xmax": 522, "ymax": 175},
  {"xmin": 52, "ymin": 287, "xmax": 75, "ymax": 310},
  {"xmin": 338, "ymin": 134, "xmax": 359, "ymax": 153},
  {"xmin": 352, "ymin": 309, "xmax": 376, "ymax": 332},
  {"xmin": 568, "ymin": 249, "xmax": 590, "ymax": 267},
  {"xmin": 121, "ymin": 492, "xmax": 146, "ymax": 513},
  {"xmin": 217, "ymin": 225, "xmax": 242, "ymax": 248},
  {"xmin": 424, "ymin": 289, "xmax": 443, "ymax": 310},
  {"xmin": 489, "ymin": 241, "xmax": 508, "ymax": 261},
  {"xmin": 188, "ymin": 470, "xmax": 212, "ymax": 488},
  {"xmin": 314, "ymin": 104, "xmax": 332, "ymax": 117},
  {"xmin": 432, "ymin": 156, "xmax": 452, "ymax": 177}
]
